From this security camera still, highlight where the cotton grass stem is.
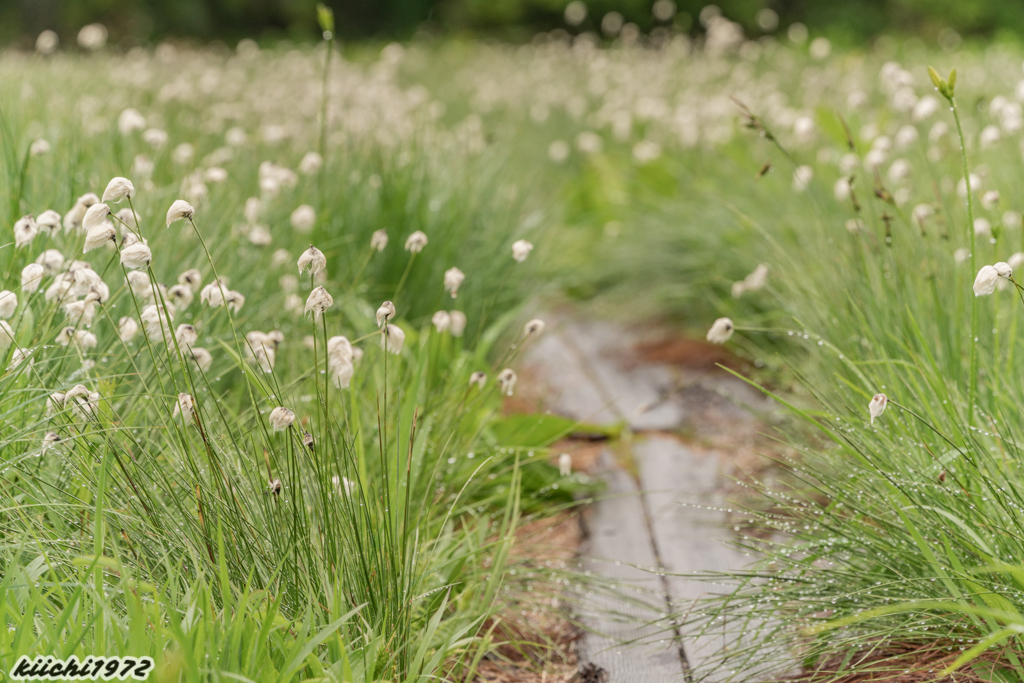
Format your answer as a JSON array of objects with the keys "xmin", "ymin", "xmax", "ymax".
[{"xmin": 950, "ymin": 93, "xmax": 979, "ymax": 424}]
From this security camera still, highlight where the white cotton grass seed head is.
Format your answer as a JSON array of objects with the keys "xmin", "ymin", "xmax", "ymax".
[
  {"xmin": 36, "ymin": 249, "xmax": 64, "ymax": 275},
  {"xmin": 706, "ymin": 317, "xmax": 735, "ymax": 344},
  {"xmin": 290, "ymin": 205, "xmax": 316, "ymax": 233},
  {"xmin": 975, "ymin": 218, "xmax": 992, "ymax": 236},
  {"xmin": 200, "ymin": 281, "xmax": 225, "ymax": 308},
  {"xmin": 955, "ymin": 248, "xmax": 970, "ymax": 265},
  {"xmin": 444, "ymin": 267, "xmax": 465, "ymax": 298},
  {"xmin": 269, "ymin": 407, "xmax": 295, "ymax": 431},
  {"xmin": 269, "ymin": 478, "xmax": 282, "ymax": 495},
  {"xmin": 404, "ymin": 231, "xmax": 428, "ymax": 253},
  {"xmin": 168, "ymin": 284, "xmax": 194, "ymax": 309},
  {"xmin": 36, "ymin": 210, "xmax": 61, "ymax": 235},
  {"xmin": 83, "ymin": 223, "xmax": 116, "ymax": 252},
  {"xmin": 0, "ymin": 321, "xmax": 13, "ymax": 350},
  {"xmin": 74, "ymin": 330, "xmax": 97, "ymax": 349},
  {"xmin": 189, "ymin": 347, "xmax": 213, "ymax": 372},
  {"xmin": 982, "ymin": 190, "xmax": 1001, "ymax": 211},
  {"xmin": 382, "ymin": 325, "xmax": 405, "ymax": 354},
  {"xmin": 299, "ymin": 152, "xmax": 323, "ymax": 174},
  {"xmin": 226, "ymin": 290, "xmax": 245, "ymax": 313},
  {"xmin": 179, "ymin": 269, "xmax": 202, "ymax": 292},
  {"xmin": 0, "ymin": 291, "xmax": 17, "ymax": 319},
  {"xmin": 166, "ymin": 199, "xmax": 195, "ymax": 226},
  {"xmin": 432, "ymin": 311, "xmax": 451, "ymax": 333},
  {"xmin": 14, "ymin": 215, "xmax": 38, "ymax": 249},
  {"xmin": 173, "ymin": 393, "xmax": 195, "ymax": 420},
  {"xmin": 512, "ymin": 240, "xmax": 534, "ymax": 262},
  {"xmin": 497, "ymin": 368, "xmax": 517, "ymax": 396},
  {"xmin": 102, "ymin": 177, "xmax": 134, "ymax": 203},
  {"xmin": 524, "ymin": 319, "xmax": 545, "ymax": 337},
  {"xmin": 449, "ymin": 311, "xmax": 467, "ymax": 337},
  {"xmin": 559, "ymin": 453, "xmax": 572, "ymax": 477},
  {"xmin": 175, "ymin": 324, "xmax": 198, "ymax": 347},
  {"xmin": 21, "ymin": 264, "xmax": 45, "ymax": 293},
  {"xmin": 469, "ymin": 371, "xmax": 486, "ymax": 389},
  {"xmin": 304, "ymin": 287, "xmax": 333, "ymax": 320},
  {"xmin": 371, "ymin": 229, "xmax": 389, "ymax": 251},
  {"xmin": 869, "ymin": 393, "xmax": 888, "ymax": 424},
  {"xmin": 297, "ymin": 246, "xmax": 327, "ymax": 276},
  {"xmin": 56, "ymin": 326, "xmax": 75, "ymax": 346},
  {"xmin": 119, "ymin": 316, "xmax": 139, "ymax": 342},
  {"xmin": 82, "ymin": 203, "xmax": 111, "ymax": 231},
  {"xmin": 119, "ymin": 243, "xmax": 152, "ymax": 269},
  {"xmin": 377, "ymin": 300, "xmax": 396, "ymax": 327},
  {"xmin": 974, "ymin": 265, "xmax": 1000, "ymax": 296}
]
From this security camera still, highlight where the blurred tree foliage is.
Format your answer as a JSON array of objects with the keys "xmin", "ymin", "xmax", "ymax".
[{"xmin": 1, "ymin": 0, "xmax": 1022, "ymax": 46}]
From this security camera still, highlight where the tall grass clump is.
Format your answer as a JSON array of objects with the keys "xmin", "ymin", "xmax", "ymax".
[{"xmin": 0, "ymin": 36, "xmax": 588, "ymax": 682}]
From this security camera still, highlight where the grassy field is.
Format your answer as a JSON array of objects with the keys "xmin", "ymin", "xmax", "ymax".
[{"xmin": 8, "ymin": 14, "xmax": 1024, "ymax": 683}]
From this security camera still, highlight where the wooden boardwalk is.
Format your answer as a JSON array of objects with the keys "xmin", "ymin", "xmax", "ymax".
[{"xmin": 525, "ymin": 315, "xmax": 790, "ymax": 681}]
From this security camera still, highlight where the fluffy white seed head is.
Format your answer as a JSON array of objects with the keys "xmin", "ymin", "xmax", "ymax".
[
  {"xmin": 376, "ymin": 300, "xmax": 396, "ymax": 327},
  {"xmin": 82, "ymin": 203, "xmax": 111, "ymax": 231},
  {"xmin": 14, "ymin": 215, "xmax": 38, "ymax": 249},
  {"xmin": 166, "ymin": 199, "xmax": 195, "ymax": 226},
  {"xmin": 189, "ymin": 347, "xmax": 213, "ymax": 372},
  {"xmin": 173, "ymin": 393, "xmax": 195, "ymax": 420},
  {"xmin": 74, "ymin": 330, "xmax": 97, "ymax": 349},
  {"xmin": 432, "ymin": 311, "xmax": 451, "ymax": 333},
  {"xmin": 200, "ymin": 281, "xmax": 226, "ymax": 308},
  {"xmin": 706, "ymin": 317, "xmax": 735, "ymax": 344},
  {"xmin": 497, "ymin": 368, "xmax": 517, "ymax": 396},
  {"xmin": 868, "ymin": 393, "xmax": 888, "ymax": 424},
  {"xmin": 512, "ymin": 240, "xmax": 534, "ymax": 262},
  {"xmin": 449, "ymin": 311, "xmax": 467, "ymax": 337},
  {"xmin": 0, "ymin": 291, "xmax": 17, "ymax": 319},
  {"xmin": 304, "ymin": 286, "xmax": 333, "ymax": 320},
  {"xmin": 175, "ymin": 324, "xmax": 198, "ymax": 347},
  {"xmin": 21, "ymin": 264, "xmax": 45, "ymax": 293},
  {"xmin": 269, "ymin": 407, "xmax": 295, "ymax": 431},
  {"xmin": 382, "ymin": 325, "xmax": 406, "ymax": 354},
  {"xmin": 371, "ymin": 229, "xmax": 389, "ymax": 251},
  {"xmin": 297, "ymin": 246, "xmax": 327, "ymax": 276},
  {"xmin": 974, "ymin": 265, "xmax": 1000, "ymax": 296},
  {"xmin": 118, "ymin": 316, "xmax": 139, "ymax": 342},
  {"xmin": 56, "ymin": 326, "xmax": 75, "ymax": 346},
  {"xmin": 83, "ymin": 222, "xmax": 116, "ymax": 252},
  {"xmin": 119, "ymin": 243, "xmax": 152, "ymax": 269},
  {"xmin": 36, "ymin": 210, "xmax": 61, "ymax": 234},
  {"xmin": 35, "ymin": 249, "xmax": 64, "ymax": 275},
  {"xmin": 559, "ymin": 453, "xmax": 572, "ymax": 477},
  {"xmin": 469, "ymin": 371, "xmax": 486, "ymax": 389},
  {"xmin": 178, "ymin": 269, "xmax": 202, "ymax": 292},
  {"xmin": 443, "ymin": 267, "xmax": 465, "ymax": 298},
  {"xmin": 523, "ymin": 318, "xmax": 545, "ymax": 337},
  {"xmin": 117, "ymin": 108, "xmax": 145, "ymax": 134},
  {"xmin": 404, "ymin": 231, "xmax": 428, "ymax": 253},
  {"xmin": 290, "ymin": 205, "xmax": 316, "ymax": 233},
  {"xmin": 298, "ymin": 152, "xmax": 323, "ymax": 174},
  {"xmin": 226, "ymin": 290, "xmax": 245, "ymax": 313},
  {"xmin": 102, "ymin": 177, "xmax": 134, "ymax": 203},
  {"xmin": 167, "ymin": 284, "xmax": 194, "ymax": 309},
  {"xmin": 994, "ymin": 262, "xmax": 1013, "ymax": 279}
]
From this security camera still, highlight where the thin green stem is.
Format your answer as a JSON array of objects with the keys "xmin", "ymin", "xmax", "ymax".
[{"xmin": 950, "ymin": 95, "xmax": 978, "ymax": 425}]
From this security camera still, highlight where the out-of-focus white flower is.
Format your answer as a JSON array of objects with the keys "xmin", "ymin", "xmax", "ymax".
[
  {"xmin": 913, "ymin": 96, "xmax": 940, "ymax": 122},
  {"xmin": 64, "ymin": 193, "xmax": 99, "ymax": 232},
  {"xmin": 21, "ymin": 264, "xmax": 45, "ymax": 293},
  {"xmin": 119, "ymin": 316, "xmax": 139, "ymax": 342},
  {"xmin": 1005, "ymin": 211, "xmax": 1023, "ymax": 230},
  {"xmin": 868, "ymin": 393, "xmax": 888, "ymax": 424},
  {"xmin": 432, "ymin": 311, "xmax": 451, "ymax": 332},
  {"xmin": 0, "ymin": 291, "xmax": 18, "ymax": 319},
  {"xmin": 142, "ymin": 128, "xmax": 168, "ymax": 148},
  {"xmin": 41, "ymin": 431, "xmax": 61, "ymax": 454},
  {"xmin": 980, "ymin": 125, "xmax": 1002, "ymax": 148},
  {"xmin": 30, "ymin": 138, "xmax": 51, "ymax": 156},
  {"xmin": 332, "ymin": 475, "xmax": 355, "ymax": 496},
  {"xmin": 382, "ymin": 325, "xmax": 405, "ymax": 354},
  {"xmin": 912, "ymin": 204, "xmax": 934, "ymax": 228},
  {"xmin": 894, "ymin": 125, "xmax": 919, "ymax": 150},
  {"xmin": 268, "ymin": 478, "xmax": 282, "ymax": 495},
  {"xmin": 225, "ymin": 127, "xmax": 247, "ymax": 147},
  {"xmin": 524, "ymin": 319, "xmax": 545, "ymax": 337},
  {"xmin": 887, "ymin": 159, "xmax": 911, "ymax": 184},
  {"xmin": 36, "ymin": 30, "xmax": 59, "ymax": 54},
  {"xmin": 1009, "ymin": 253, "xmax": 1024, "ymax": 272},
  {"xmin": 632, "ymin": 140, "xmax": 662, "ymax": 164},
  {"xmin": 243, "ymin": 197, "xmax": 262, "ymax": 225},
  {"xmin": 179, "ymin": 269, "xmax": 202, "ymax": 292},
  {"xmin": 0, "ymin": 320, "xmax": 14, "ymax": 350},
  {"xmin": 405, "ymin": 231, "xmax": 428, "ymax": 253},
  {"xmin": 167, "ymin": 285, "xmax": 193, "ymax": 310},
  {"xmin": 226, "ymin": 290, "xmax": 245, "ymax": 313},
  {"xmin": 469, "ymin": 371, "xmax": 486, "ymax": 389},
  {"xmin": 444, "ymin": 267, "xmax": 465, "ymax": 298},
  {"xmin": 376, "ymin": 300, "xmax": 396, "ymax": 327},
  {"xmin": 733, "ymin": 264, "xmax": 768, "ymax": 298},
  {"xmin": 35, "ymin": 210, "xmax": 60, "ymax": 235},
  {"xmin": 102, "ymin": 177, "xmax": 134, "ymax": 203},
  {"xmin": 994, "ymin": 262, "xmax": 1013, "ymax": 279},
  {"xmin": 548, "ymin": 140, "xmax": 570, "ymax": 163},
  {"xmin": 371, "ymin": 229, "xmax": 389, "ymax": 251},
  {"xmin": 974, "ymin": 218, "xmax": 992, "ymax": 236},
  {"xmin": 497, "ymin": 368, "xmax": 517, "ymax": 396},
  {"xmin": 792, "ymin": 165, "xmax": 813, "ymax": 192},
  {"xmin": 172, "ymin": 143, "xmax": 194, "ymax": 166},
  {"xmin": 14, "ymin": 215, "xmax": 37, "ymax": 248},
  {"xmin": 449, "ymin": 311, "xmax": 467, "ymax": 337},
  {"xmin": 982, "ymin": 190, "xmax": 1001, "ymax": 211},
  {"xmin": 56, "ymin": 326, "xmax": 75, "ymax": 346},
  {"xmin": 955, "ymin": 248, "xmax": 970, "ymax": 265},
  {"xmin": 117, "ymin": 108, "xmax": 145, "ymax": 134},
  {"xmin": 166, "ymin": 200, "xmax": 195, "ymax": 226},
  {"xmin": 269, "ymin": 407, "xmax": 295, "ymax": 432},
  {"xmin": 958, "ymin": 174, "xmax": 980, "ymax": 199},
  {"xmin": 35, "ymin": 249, "xmax": 64, "ymax": 275},
  {"xmin": 297, "ymin": 246, "xmax": 326, "ymax": 276},
  {"xmin": 833, "ymin": 177, "xmax": 851, "ymax": 202},
  {"xmin": 83, "ymin": 223, "xmax": 116, "ymax": 252},
  {"xmin": 204, "ymin": 167, "xmax": 228, "ymax": 183},
  {"xmin": 559, "ymin": 453, "xmax": 572, "ymax": 476},
  {"xmin": 298, "ymin": 151, "xmax": 323, "ymax": 174},
  {"xmin": 706, "ymin": 317, "xmax": 734, "ymax": 344},
  {"xmin": 974, "ymin": 265, "xmax": 1000, "ymax": 296},
  {"xmin": 172, "ymin": 393, "xmax": 195, "ymax": 420},
  {"xmin": 863, "ymin": 149, "xmax": 887, "ymax": 170},
  {"xmin": 304, "ymin": 286, "xmax": 333, "ymax": 320},
  {"xmin": 290, "ymin": 205, "xmax": 316, "ymax": 233},
  {"xmin": 189, "ymin": 347, "xmax": 213, "ymax": 372},
  {"xmin": 512, "ymin": 240, "xmax": 534, "ymax": 262},
  {"xmin": 119, "ymin": 243, "xmax": 152, "ymax": 269}
]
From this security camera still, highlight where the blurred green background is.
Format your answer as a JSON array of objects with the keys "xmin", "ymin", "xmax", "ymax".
[{"xmin": 2, "ymin": 0, "xmax": 1023, "ymax": 46}]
